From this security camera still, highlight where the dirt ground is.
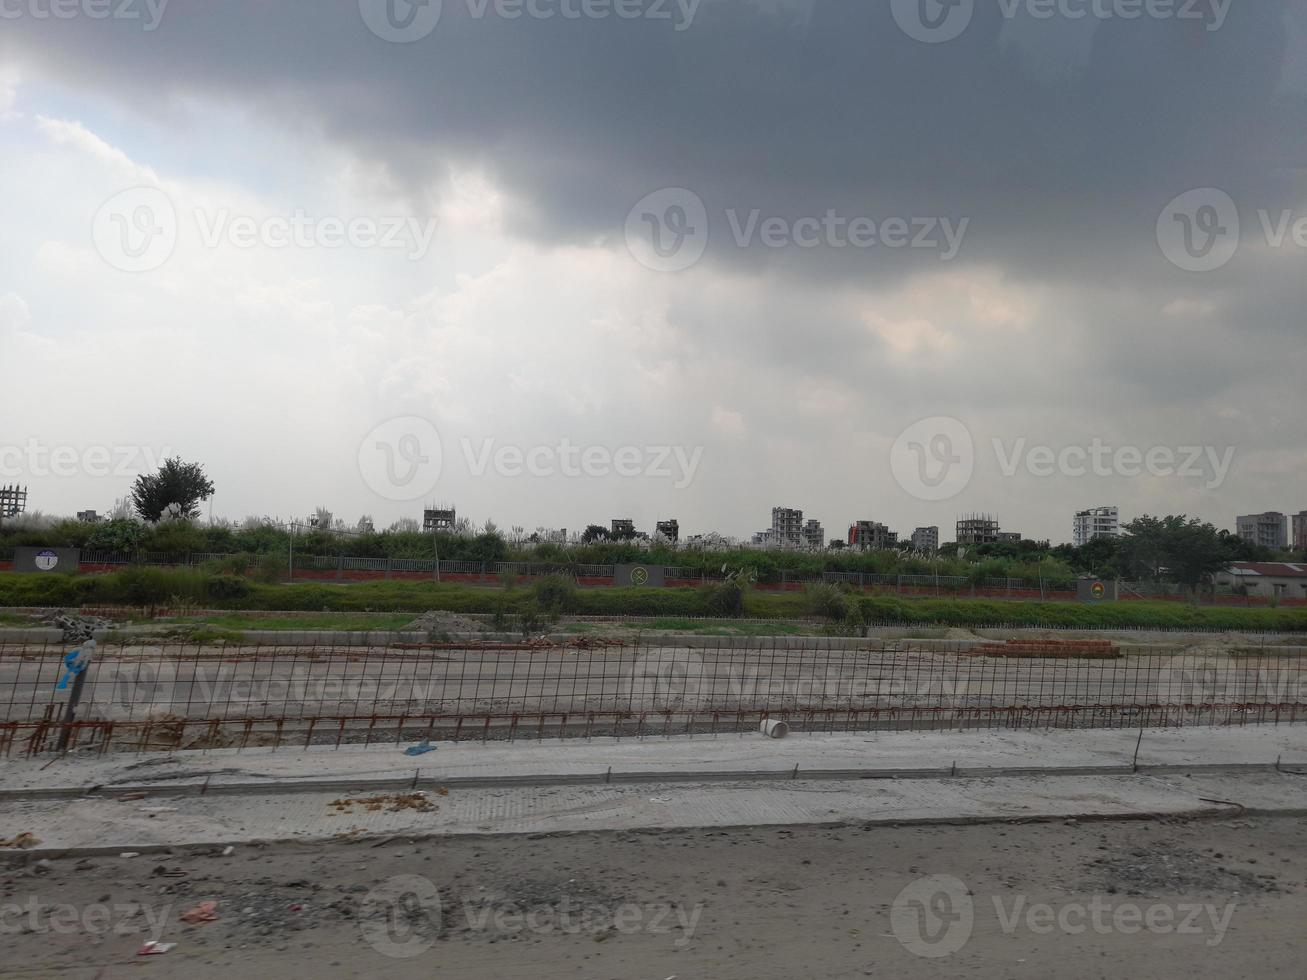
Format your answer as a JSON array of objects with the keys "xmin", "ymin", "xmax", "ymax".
[{"xmin": 2, "ymin": 815, "xmax": 1306, "ymax": 978}]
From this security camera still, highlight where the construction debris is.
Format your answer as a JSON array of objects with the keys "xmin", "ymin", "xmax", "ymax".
[
  {"xmin": 43, "ymin": 613, "xmax": 113, "ymax": 643},
  {"xmin": 970, "ymin": 638, "xmax": 1123, "ymax": 660},
  {"xmin": 179, "ymin": 900, "xmax": 220, "ymax": 924},
  {"xmin": 328, "ymin": 792, "xmax": 442, "ymax": 815}
]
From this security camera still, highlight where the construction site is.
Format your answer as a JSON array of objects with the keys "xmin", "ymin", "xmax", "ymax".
[{"xmin": 2, "ymin": 612, "xmax": 1307, "ymax": 977}]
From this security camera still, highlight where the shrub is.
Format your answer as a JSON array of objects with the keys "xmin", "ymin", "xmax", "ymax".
[
  {"xmin": 252, "ymin": 552, "xmax": 287, "ymax": 584},
  {"xmin": 202, "ymin": 553, "xmax": 254, "ymax": 577},
  {"xmin": 206, "ymin": 574, "xmax": 251, "ymax": 600},
  {"xmin": 84, "ymin": 519, "xmax": 146, "ymax": 554},
  {"xmin": 704, "ymin": 580, "xmax": 745, "ymax": 617},
  {"xmin": 530, "ymin": 574, "xmax": 578, "ymax": 616},
  {"xmin": 804, "ymin": 582, "xmax": 849, "ymax": 621}
]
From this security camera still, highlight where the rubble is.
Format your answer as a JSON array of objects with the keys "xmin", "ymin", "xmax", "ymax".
[
  {"xmin": 43, "ymin": 613, "xmax": 115, "ymax": 643},
  {"xmin": 328, "ymin": 792, "xmax": 443, "ymax": 815}
]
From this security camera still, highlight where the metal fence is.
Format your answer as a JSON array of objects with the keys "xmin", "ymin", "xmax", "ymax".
[{"xmin": 3, "ymin": 636, "xmax": 1307, "ymax": 756}]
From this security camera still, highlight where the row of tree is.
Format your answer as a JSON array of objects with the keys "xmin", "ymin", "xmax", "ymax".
[{"xmin": 3, "ymin": 458, "xmax": 1300, "ymax": 592}]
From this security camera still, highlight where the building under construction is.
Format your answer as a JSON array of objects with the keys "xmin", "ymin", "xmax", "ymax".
[
  {"xmin": 655, "ymin": 519, "xmax": 679, "ymax": 543},
  {"xmin": 956, "ymin": 513, "xmax": 1000, "ymax": 546},
  {"xmin": 423, "ymin": 505, "xmax": 456, "ymax": 532},
  {"xmin": 0, "ymin": 485, "xmax": 27, "ymax": 525},
  {"xmin": 848, "ymin": 520, "xmax": 896, "ymax": 550}
]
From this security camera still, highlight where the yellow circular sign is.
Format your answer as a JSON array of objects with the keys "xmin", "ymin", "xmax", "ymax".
[{"xmin": 631, "ymin": 566, "xmax": 650, "ymax": 586}]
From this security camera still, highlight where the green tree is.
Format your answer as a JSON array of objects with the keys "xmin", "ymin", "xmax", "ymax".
[
  {"xmin": 1073, "ymin": 535, "xmax": 1122, "ymax": 578},
  {"xmin": 131, "ymin": 457, "xmax": 216, "ymax": 523},
  {"xmin": 1118, "ymin": 515, "xmax": 1234, "ymax": 596},
  {"xmin": 581, "ymin": 524, "xmax": 610, "ymax": 544},
  {"xmin": 84, "ymin": 518, "xmax": 146, "ymax": 554}
]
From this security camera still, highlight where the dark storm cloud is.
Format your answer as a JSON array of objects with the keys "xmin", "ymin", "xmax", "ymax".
[{"xmin": 3, "ymin": 0, "xmax": 1301, "ymax": 282}]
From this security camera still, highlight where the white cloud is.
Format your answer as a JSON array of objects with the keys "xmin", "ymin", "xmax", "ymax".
[
  {"xmin": 710, "ymin": 407, "xmax": 746, "ymax": 437},
  {"xmin": 1162, "ymin": 297, "xmax": 1217, "ymax": 318}
]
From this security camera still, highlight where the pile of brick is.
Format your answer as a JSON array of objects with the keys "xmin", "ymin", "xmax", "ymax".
[{"xmin": 970, "ymin": 638, "xmax": 1123, "ymax": 660}]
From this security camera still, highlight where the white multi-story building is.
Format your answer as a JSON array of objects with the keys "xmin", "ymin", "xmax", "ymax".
[
  {"xmin": 802, "ymin": 519, "xmax": 825, "ymax": 550},
  {"xmin": 911, "ymin": 526, "xmax": 939, "ymax": 552},
  {"xmin": 1073, "ymin": 506, "xmax": 1119, "ymax": 547},
  {"xmin": 769, "ymin": 507, "xmax": 804, "ymax": 548},
  {"xmin": 1236, "ymin": 512, "xmax": 1289, "ymax": 550}
]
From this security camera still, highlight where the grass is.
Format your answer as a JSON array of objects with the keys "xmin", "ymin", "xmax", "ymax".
[{"xmin": 2, "ymin": 570, "xmax": 1306, "ymax": 632}]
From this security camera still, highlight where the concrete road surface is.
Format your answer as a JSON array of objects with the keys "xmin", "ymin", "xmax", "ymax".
[{"xmin": 2, "ymin": 814, "xmax": 1305, "ymax": 978}]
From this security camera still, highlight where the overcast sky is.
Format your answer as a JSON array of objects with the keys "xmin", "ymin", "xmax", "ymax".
[{"xmin": 1, "ymin": 0, "xmax": 1304, "ymax": 544}]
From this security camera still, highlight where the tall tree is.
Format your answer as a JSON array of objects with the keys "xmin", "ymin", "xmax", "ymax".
[
  {"xmin": 131, "ymin": 457, "xmax": 215, "ymax": 523},
  {"xmin": 1118, "ymin": 515, "xmax": 1234, "ymax": 595}
]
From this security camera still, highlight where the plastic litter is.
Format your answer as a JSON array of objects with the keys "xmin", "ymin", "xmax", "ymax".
[
  {"xmin": 404, "ymin": 740, "xmax": 437, "ymax": 756},
  {"xmin": 137, "ymin": 941, "xmax": 176, "ymax": 955},
  {"xmin": 179, "ymin": 901, "xmax": 220, "ymax": 924}
]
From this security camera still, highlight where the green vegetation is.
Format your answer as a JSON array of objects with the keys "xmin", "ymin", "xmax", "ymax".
[
  {"xmin": 6, "ymin": 509, "xmax": 1303, "ymax": 593},
  {"xmin": 130, "ymin": 457, "xmax": 216, "ymax": 522},
  {"xmin": 847, "ymin": 596, "xmax": 1307, "ymax": 631},
  {"xmin": 1, "ymin": 570, "xmax": 1305, "ymax": 632}
]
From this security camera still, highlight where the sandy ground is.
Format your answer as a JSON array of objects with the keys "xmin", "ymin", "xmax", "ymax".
[{"xmin": 2, "ymin": 815, "xmax": 1305, "ymax": 978}]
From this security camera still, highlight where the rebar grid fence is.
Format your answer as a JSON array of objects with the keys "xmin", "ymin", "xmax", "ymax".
[{"xmin": 2, "ymin": 636, "xmax": 1306, "ymax": 756}]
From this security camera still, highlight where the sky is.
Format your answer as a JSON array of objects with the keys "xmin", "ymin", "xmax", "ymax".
[{"xmin": 1, "ymin": 0, "xmax": 1305, "ymax": 544}]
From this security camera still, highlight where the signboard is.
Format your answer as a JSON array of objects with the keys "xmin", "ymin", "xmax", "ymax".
[
  {"xmin": 13, "ymin": 547, "xmax": 81, "ymax": 574},
  {"xmin": 1077, "ymin": 578, "xmax": 1117, "ymax": 603},
  {"xmin": 613, "ymin": 564, "xmax": 665, "ymax": 588}
]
